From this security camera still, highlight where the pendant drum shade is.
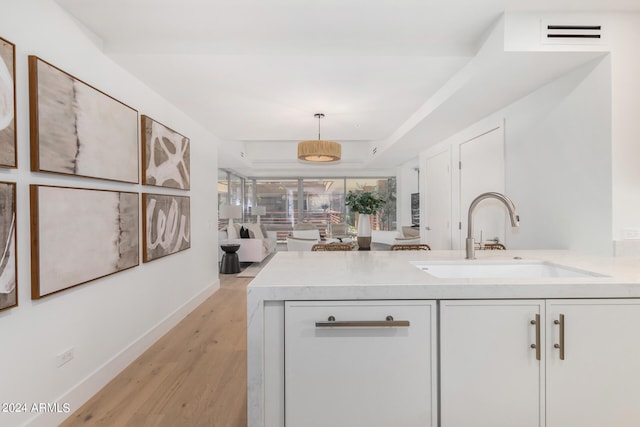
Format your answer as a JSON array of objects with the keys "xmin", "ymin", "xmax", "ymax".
[
  {"xmin": 297, "ymin": 139, "xmax": 341, "ymax": 162},
  {"xmin": 298, "ymin": 113, "xmax": 341, "ymax": 162}
]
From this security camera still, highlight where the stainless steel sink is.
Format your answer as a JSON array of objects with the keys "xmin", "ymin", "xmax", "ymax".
[{"xmin": 413, "ymin": 260, "xmax": 605, "ymax": 279}]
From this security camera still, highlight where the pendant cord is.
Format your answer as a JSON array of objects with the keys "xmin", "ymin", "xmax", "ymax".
[{"xmin": 315, "ymin": 112, "xmax": 324, "ymax": 140}]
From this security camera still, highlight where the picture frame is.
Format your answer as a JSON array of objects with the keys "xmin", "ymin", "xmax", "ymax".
[
  {"xmin": 0, "ymin": 36, "xmax": 17, "ymax": 169},
  {"xmin": 142, "ymin": 193, "xmax": 191, "ymax": 262},
  {"xmin": 30, "ymin": 185, "xmax": 139, "ymax": 299},
  {"xmin": 0, "ymin": 181, "xmax": 17, "ymax": 311},
  {"xmin": 141, "ymin": 115, "xmax": 190, "ymax": 190},
  {"xmin": 29, "ymin": 56, "xmax": 139, "ymax": 183}
]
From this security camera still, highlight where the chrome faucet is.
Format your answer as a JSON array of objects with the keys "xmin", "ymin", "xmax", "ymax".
[{"xmin": 466, "ymin": 192, "xmax": 519, "ymax": 259}]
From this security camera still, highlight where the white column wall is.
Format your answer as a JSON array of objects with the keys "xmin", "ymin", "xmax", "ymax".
[
  {"xmin": 396, "ymin": 160, "xmax": 420, "ymax": 230},
  {"xmin": 420, "ymin": 57, "xmax": 611, "ymax": 255},
  {"xmin": 504, "ymin": 56, "xmax": 612, "ymax": 254},
  {"xmin": 504, "ymin": 12, "xmax": 640, "ymax": 251},
  {"xmin": 609, "ymin": 15, "xmax": 640, "ymax": 250}
]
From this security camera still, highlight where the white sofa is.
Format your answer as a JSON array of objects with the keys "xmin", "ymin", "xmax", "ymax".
[
  {"xmin": 219, "ymin": 223, "xmax": 277, "ymax": 263},
  {"xmin": 371, "ymin": 227, "xmax": 421, "ymax": 248}
]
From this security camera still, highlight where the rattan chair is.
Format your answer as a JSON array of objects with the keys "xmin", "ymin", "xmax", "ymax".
[
  {"xmin": 312, "ymin": 243, "xmax": 353, "ymax": 251},
  {"xmin": 483, "ymin": 242, "xmax": 506, "ymax": 250},
  {"xmin": 390, "ymin": 243, "xmax": 431, "ymax": 251}
]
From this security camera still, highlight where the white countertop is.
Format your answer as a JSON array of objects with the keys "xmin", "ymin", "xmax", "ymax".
[
  {"xmin": 247, "ymin": 250, "xmax": 640, "ymax": 300},
  {"xmin": 246, "ymin": 250, "xmax": 640, "ymax": 426}
]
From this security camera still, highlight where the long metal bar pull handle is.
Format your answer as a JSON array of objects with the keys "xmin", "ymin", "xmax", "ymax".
[
  {"xmin": 315, "ymin": 315, "xmax": 410, "ymax": 328},
  {"xmin": 530, "ymin": 314, "xmax": 541, "ymax": 361},
  {"xmin": 554, "ymin": 314, "xmax": 565, "ymax": 360}
]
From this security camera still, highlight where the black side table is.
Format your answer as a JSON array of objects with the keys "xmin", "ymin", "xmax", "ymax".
[{"xmin": 220, "ymin": 243, "xmax": 241, "ymax": 274}]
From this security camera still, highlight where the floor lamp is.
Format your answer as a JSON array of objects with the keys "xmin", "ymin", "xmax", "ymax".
[
  {"xmin": 252, "ymin": 206, "xmax": 266, "ymax": 224},
  {"xmin": 220, "ymin": 205, "xmax": 242, "ymax": 228}
]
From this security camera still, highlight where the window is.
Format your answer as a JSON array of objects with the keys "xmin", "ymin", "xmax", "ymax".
[{"xmin": 246, "ymin": 177, "xmax": 395, "ymax": 241}]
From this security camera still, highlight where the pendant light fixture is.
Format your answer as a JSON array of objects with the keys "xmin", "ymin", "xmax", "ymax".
[{"xmin": 297, "ymin": 113, "xmax": 341, "ymax": 162}]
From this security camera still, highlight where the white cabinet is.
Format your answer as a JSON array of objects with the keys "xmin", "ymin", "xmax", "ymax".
[
  {"xmin": 440, "ymin": 300, "xmax": 544, "ymax": 427},
  {"xmin": 441, "ymin": 299, "xmax": 640, "ymax": 427},
  {"xmin": 284, "ymin": 300, "xmax": 437, "ymax": 427},
  {"xmin": 546, "ymin": 300, "xmax": 640, "ymax": 427}
]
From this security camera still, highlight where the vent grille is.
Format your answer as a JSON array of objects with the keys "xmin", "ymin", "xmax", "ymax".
[
  {"xmin": 240, "ymin": 151, "xmax": 247, "ymax": 158},
  {"xmin": 547, "ymin": 25, "xmax": 601, "ymax": 39},
  {"xmin": 542, "ymin": 21, "xmax": 604, "ymax": 44},
  {"xmin": 372, "ymin": 147, "xmax": 377, "ymax": 155}
]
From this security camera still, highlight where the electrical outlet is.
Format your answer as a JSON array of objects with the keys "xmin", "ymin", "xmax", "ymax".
[
  {"xmin": 56, "ymin": 347, "xmax": 74, "ymax": 367},
  {"xmin": 622, "ymin": 229, "xmax": 640, "ymax": 240}
]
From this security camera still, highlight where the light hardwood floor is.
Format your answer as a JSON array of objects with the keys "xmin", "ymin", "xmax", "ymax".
[{"xmin": 60, "ymin": 274, "xmax": 251, "ymax": 427}]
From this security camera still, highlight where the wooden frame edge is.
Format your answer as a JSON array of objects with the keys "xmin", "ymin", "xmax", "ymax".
[
  {"xmin": 29, "ymin": 184, "xmax": 41, "ymax": 299},
  {"xmin": 141, "ymin": 192, "xmax": 149, "ymax": 263},
  {"xmin": 28, "ymin": 56, "xmax": 40, "ymax": 172}
]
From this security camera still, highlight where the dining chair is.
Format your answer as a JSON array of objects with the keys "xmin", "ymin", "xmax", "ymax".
[
  {"xmin": 292, "ymin": 229, "xmax": 321, "ymax": 241},
  {"xmin": 390, "ymin": 244, "xmax": 431, "ymax": 251},
  {"xmin": 311, "ymin": 243, "xmax": 353, "ymax": 251},
  {"xmin": 286, "ymin": 236, "xmax": 318, "ymax": 251}
]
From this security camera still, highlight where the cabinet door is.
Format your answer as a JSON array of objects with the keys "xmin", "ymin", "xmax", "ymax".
[
  {"xmin": 546, "ymin": 299, "xmax": 640, "ymax": 427},
  {"xmin": 440, "ymin": 300, "xmax": 544, "ymax": 427},
  {"xmin": 285, "ymin": 300, "xmax": 436, "ymax": 427}
]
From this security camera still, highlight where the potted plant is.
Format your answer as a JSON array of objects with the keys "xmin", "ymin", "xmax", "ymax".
[{"xmin": 345, "ymin": 190, "xmax": 386, "ymax": 250}]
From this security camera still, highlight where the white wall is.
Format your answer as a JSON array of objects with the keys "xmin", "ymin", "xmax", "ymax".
[
  {"xmin": 0, "ymin": 1, "xmax": 220, "ymax": 426},
  {"xmin": 608, "ymin": 14, "xmax": 640, "ymax": 251},
  {"xmin": 418, "ymin": 12, "xmax": 640, "ymax": 256},
  {"xmin": 505, "ymin": 56, "xmax": 612, "ymax": 254},
  {"xmin": 504, "ymin": 12, "xmax": 640, "ymax": 252},
  {"xmin": 420, "ymin": 56, "xmax": 611, "ymax": 254},
  {"xmin": 396, "ymin": 160, "xmax": 420, "ymax": 229}
]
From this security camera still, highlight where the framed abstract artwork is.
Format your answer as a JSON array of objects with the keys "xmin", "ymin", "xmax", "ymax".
[
  {"xmin": 30, "ymin": 185, "xmax": 139, "ymax": 299},
  {"xmin": 142, "ymin": 193, "xmax": 190, "ymax": 262},
  {"xmin": 141, "ymin": 115, "xmax": 190, "ymax": 190},
  {"xmin": 29, "ymin": 56, "xmax": 139, "ymax": 183},
  {"xmin": 0, "ymin": 182, "xmax": 17, "ymax": 311},
  {"xmin": 0, "ymin": 36, "xmax": 16, "ymax": 168}
]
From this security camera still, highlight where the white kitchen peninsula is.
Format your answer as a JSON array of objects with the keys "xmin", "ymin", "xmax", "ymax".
[{"xmin": 247, "ymin": 250, "xmax": 640, "ymax": 427}]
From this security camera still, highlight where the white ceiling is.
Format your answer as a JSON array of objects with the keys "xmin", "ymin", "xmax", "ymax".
[{"xmin": 55, "ymin": 0, "xmax": 640, "ymax": 176}]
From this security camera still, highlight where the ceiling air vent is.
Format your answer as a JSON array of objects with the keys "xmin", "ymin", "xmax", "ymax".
[
  {"xmin": 240, "ymin": 151, "xmax": 247, "ymax": 158},
  {"xmin": 542, "ymin": 21, "xmax": 604, "ymax": 45},
  {"xmin": 372, "ymin": 147, "xmax": 377, "ymax": 156}
]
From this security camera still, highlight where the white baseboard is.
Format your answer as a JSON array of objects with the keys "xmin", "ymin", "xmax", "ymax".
[
  {"xmin": 25, "ymin": 280, "xmax": 220, "ymax": 427},
  {"xmin": 614, "ymin": 239, "xmax": 640, "ymax": 257}
]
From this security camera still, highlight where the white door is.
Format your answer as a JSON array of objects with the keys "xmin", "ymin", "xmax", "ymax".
[
  {"xmin": 425, "ymin": 149, "xmax": 451, "ymax": 249},
  {"xmin": 546, "ymin": 299, "xmax": 640, "ymax": 427},
  {"xmin": 440, "ymin": 300, "xmax": 544, "ymax": 427},
  {"xmin": 285, "ymin": 300, "xmax": 437, "ymax": 427},
  {"xmin": 459, "ymin": 126, "xmax": 505, "ymax": 247}
]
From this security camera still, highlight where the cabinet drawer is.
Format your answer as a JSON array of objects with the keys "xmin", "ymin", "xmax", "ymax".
[{"xmin": 285, "ymin": 300, "xmax": 436, "ymax": 427}]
